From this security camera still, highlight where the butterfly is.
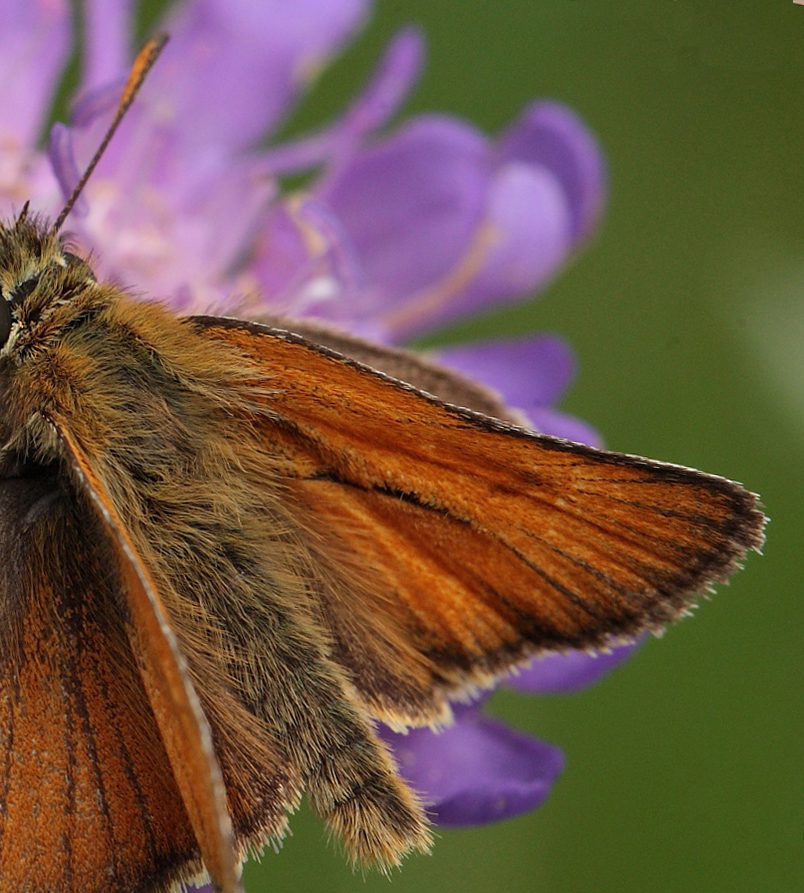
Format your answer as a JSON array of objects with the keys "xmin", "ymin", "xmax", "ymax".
[{"xmin": 0, "ymin": 35, "xmax": 765, "ymax": 893}]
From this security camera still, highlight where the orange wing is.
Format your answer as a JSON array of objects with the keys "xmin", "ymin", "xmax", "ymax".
[
  {"xmin": 0, "ymin": 451, "xmax": 202, "ymax": 893},
  {"xmin": 194, "ymin": 318, "xmax": 766, "ymax": 727},
  {"xmin": 51, "ymin": 419, "xmax": 241, "ymax": 893}
]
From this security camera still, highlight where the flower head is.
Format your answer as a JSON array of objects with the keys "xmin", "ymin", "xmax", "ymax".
[{"xmin": 9, "ymin": 0, "xmax": 631, "ymax": 856}]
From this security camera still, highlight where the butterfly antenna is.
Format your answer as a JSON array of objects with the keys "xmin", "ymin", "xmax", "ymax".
[{"xmin": 51, "ymin": 33, "xmax": 169, "ymax": 235}]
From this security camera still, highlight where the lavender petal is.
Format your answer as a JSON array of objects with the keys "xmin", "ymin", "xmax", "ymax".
[
  {"xmin": 393, "ymin": 161, "xmax": 573, "ymax": 338},
  {"xmin": 505, "ymin": 640, "xmax": 643, "ymax": 695},
  {"xmin": 340, "ymin": 26, "xmax": 424, "ymax": 138},
  {"xmin": 47, "ymin": 123, "xmax": 88, "ymax": 216},
  {"xmin": 158, "ymin": 0, "xmax": 371, "ymax": 153},
  {"xmin": 433, "ymin": 334, "xmax": 576, "ymax": 408},
  {"xmin": 318, "ymin": 115, "xmax": 488, "ymax": 322},
  {"xmin": 499, "ymin": 100, "xmax": 606, "ymax": 243},
  {"xmin": 0, "ymin": 0, "xmax": 70, "ymax": 144},
  {"xmin": 382, "ymin": 708, "xmax": 564, "ymax": 827},
  {"xmin": 525, "ymin": 406, "xmax": 603, "ymax": 446},
  {"xmin": 82, "ymin": 0, "xmax": 134, "ymax": 90}
]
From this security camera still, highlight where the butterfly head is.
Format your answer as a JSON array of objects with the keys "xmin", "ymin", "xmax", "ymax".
[{"xmin": 0, "ymin": 207, "xmax": 96, "ymax": 356}]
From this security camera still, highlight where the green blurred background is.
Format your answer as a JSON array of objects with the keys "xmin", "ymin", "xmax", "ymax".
[{"xmin": 141, "ymin": 1, "xmax": 802, "ymax": 891}]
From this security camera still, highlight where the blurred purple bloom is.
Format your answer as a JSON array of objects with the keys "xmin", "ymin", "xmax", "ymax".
[
  {"xmin": 1, "ymin": 0, "xmax": 634, "ymax": 866},
  {"xmin": 381, "ymin": 641, "xmax": 641, "ymax": 829},
  {"xmin": 506, "ymin": 639, "xmax": 643, "ymax": 695},
  {"xmin": 381, "ymin": 704, "xmax": 564, "ymax": 826}
]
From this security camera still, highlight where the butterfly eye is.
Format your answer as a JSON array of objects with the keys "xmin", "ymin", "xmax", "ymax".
[
  {"xmin": 0, "ymin": 297, "xmax": 11, "ymax": 348},
  {"xmin": 8, "ymin": 275, "xmax": 39, "ymax": 307},
  {"xmin": 62, "ymin": 252, "xmax": 95, "ymax": 282}
]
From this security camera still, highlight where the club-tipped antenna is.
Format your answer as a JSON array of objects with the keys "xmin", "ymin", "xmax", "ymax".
[{"xmin": 51, "ymin": 33, "xmax": 169, "ymax": 235}]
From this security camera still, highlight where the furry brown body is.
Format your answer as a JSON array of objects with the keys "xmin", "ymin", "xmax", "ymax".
[{"xmin": 0, "ymin": 215, "xmax": 765, "ymax": 892}]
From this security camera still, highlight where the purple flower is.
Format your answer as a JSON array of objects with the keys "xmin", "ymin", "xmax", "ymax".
[
  {"xmin": 6, "ymin": 0, "xmax": 630, "ymax": 860},
  {"xmin": 380, "ymin": 642, "xmax": 641, "ymax": 827},
  {"xmin": 380, "ymin": 703, "xmax": 566, "ymax": 827}
]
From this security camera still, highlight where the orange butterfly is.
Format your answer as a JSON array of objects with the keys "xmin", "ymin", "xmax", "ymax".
[{"xmin": 0, "ymin": 36, "xmax": 764, "ymax": 893}]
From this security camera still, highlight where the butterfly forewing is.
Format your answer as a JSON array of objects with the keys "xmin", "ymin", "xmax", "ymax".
[
  {"xmin": 0, "ymin": 459, "xmax": 200, "ymax": 893},
  {"xmin": 52, "ymin": 419, "xmax": 242, "ymax": 893},
  {"xmin": 194, "ymin": 318, "xmax": 764, "ymax": 726}
]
